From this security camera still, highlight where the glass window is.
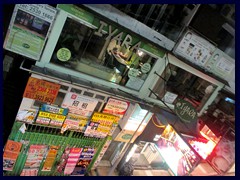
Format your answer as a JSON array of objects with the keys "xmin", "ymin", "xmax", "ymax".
[
  {"xmin": 150, "ymin": 64, "xmax": 216, "ymax": 111},
  {"xmin": 50, "ymin": 17, "xmax": 157, "ymax": 91}
]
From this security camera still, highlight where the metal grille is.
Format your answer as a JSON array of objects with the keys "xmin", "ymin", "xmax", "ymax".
[{"xmin": 4, "ymin": 122, "xmax": 106, "ymax": 176}]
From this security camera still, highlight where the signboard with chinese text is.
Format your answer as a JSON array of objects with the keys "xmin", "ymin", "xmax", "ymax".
[
  {"xmin": 61, "ymin": 92, "xmax": 98, "ymax": 117},
  {"xmin": 84, "ymin": 112, "xmax": 117, "ymax": 138},
  {"xmin": 3, "ymin": 140, "xmax": 22, "ymax": 171},
  {"xmin": 23, "ymin": 77, "xmax": 60, "ymax": 104}
]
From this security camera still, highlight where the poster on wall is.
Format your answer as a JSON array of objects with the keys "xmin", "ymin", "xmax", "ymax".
[
  {"xmin": 207, "ymin": 129, "xmax": 235, "ymax": 175},
  {"xmin": 21, "ymin": 145, "xmax": 48, "ymax": 176},
  {"xmin": 103, "ymin": 98, "xmax": 129, "ymax": 120},
  {"xmin": 3, "ymin": 140, "xmax": 22, "ymax": 171},
  {"xmin": 174, "ymin": 30, "xmax": 216, "ymax": 67},
  {"xmin": 41, "ymin": 146, "xmax": 60, "ymax": 171},
  {"xmin": 103, "ymin": 98, "xmax": 130, "ymax": 135},
  {"xmin": 204, "ymin": 49, "xmax": 235, "ymax": 80},
  {"xmin": 23, "ymin": 77, "xmax": 61, "ymax": 104},
  {"xmin": 16, "ymin": 109, "xmax": 38, "ymax": 124},
  {"xmin": 64, "ymin": 147, "xmax": 82, "ymax": 175},
  {"xmin": 84, "ymin": 112, "xmax": 117, "ymax": 138},
  {"xmin": 61, "ymin": 92, "xmax": 98, "ymax": 117},
  {"xmin": 61, "ymin": 113, "xmax": 89, "ymax": 133},
  {"xmin": 3, "ymin": 4, "xmax": 57, "ymax": 60},
  {"xmin": 71, "ymin": 147, "xmax": 95, "ymax": 176}
]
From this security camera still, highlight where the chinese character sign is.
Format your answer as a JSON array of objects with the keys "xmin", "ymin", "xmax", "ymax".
[{"xmin": 61, "ymin": 92, "xmax": 98, "ymax": 117}]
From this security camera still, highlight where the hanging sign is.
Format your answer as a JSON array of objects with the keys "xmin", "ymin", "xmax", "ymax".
[
  {"xmin": 3, "ymin": 4, "xmax": 57, "ymax": 60},
  {"xmin": 3, "ymin": 140, "xmax": 22, "ymax": 171},
  {"xmin": 61, "ymin": 92, "xmax": 98, "ymax": 117},
  {"xmin": 174, "ymin": 98, "xmax": 198, "ymax": 123},
  {"xmin": 23, "ymin": 77, "xmax": 60, "ymax": 104}
]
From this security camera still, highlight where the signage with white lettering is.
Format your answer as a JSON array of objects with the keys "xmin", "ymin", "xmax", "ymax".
[{"xmin": 174, "ymin": 98, "xmax": 198, "ymax": 123}]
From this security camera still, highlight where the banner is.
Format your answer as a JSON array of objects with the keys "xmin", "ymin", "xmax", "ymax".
[
  {"xmin": 61, "ymin": 92, "xmax": 98, "ymax": 117},
  {"xmin": 4, "ymin": 4, "xmax": 57, "ymax": 60},
  {"xmin": 3, "ymin": 140, "xmax": 22, "ymax": 171},
  {"xmin": 23, "ymin": 77, "xmax": 60, "ymax": 104}
]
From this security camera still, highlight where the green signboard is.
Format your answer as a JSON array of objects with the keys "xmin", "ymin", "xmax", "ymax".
[
  {"xmin": 174, "ymin": 98, "xmax": 198, "ymax": 123},
  {"xmin": 57, "ymin": 4, "xmax": 95, "ymax": 24},
  {"xmin": 58, "ymin": 4, "xmax": 165, "ymax": 59}
]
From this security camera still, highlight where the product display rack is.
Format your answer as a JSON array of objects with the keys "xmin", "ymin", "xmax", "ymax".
[{"xmin": 4, "ymin": 122, "xmax": 107, "ymax": 176}]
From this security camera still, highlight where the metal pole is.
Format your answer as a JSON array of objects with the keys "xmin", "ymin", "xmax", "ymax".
[{"xmin": 107, "ymin": 111, "xmax": 151, "ymax": 176}]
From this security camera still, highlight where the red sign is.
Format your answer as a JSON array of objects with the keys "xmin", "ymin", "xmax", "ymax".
[
  {"xmin": 23, "ymin": 77, "xmax": 60, "ymax": 104},
  {"xmin": 3, "ymin": 140, "xmax": 22, "ymax": 171}
]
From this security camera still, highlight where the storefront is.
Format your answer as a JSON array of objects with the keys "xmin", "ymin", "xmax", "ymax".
[
  {"xmin": 3, "ymin": 4, "xmax": 234, "ymax": 176},
  {"xmin": 3, "ymin": 73, "xmax": 154, "ymax": 176}
]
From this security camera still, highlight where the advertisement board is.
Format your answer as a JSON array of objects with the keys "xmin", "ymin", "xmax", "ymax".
[
  {"xmin": 23, "ymin": 77, "xmax": 61, "ymax": 104},
  {"xmin": 3, "ymin": 140, "xmax": 22, "ymax": 171},
  {"xmin": 61, "ymin": 92, "xmax": 98, "ymax": 117},
  {"xmin": 174, "ymin": 30, "xmax": 216, "ymax": 67},
  {"xmin": 4, "ymin": 4, "xmax": 57, "ymax": 60},
  {"xmin": 205, "ymin": 49, "xmax": 235, "ymax": 80},
  {"xmin": 156, "ymin": 125, "xmax": 201, "ymax": 176}
]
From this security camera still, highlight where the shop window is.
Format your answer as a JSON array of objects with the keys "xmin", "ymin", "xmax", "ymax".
[
  {"xmin": 54, "ymin": 92, "xmax": 65, "ymax": 105},
  {"xmin": 83, "ymin": 91, "xmax": 94, "ymax": 97},
  {"xmin": 70, "ymin": 88, "xmax": 82, "ymax": 94},
  {"xmin": 50, "ymin": 17, "xmax": 157, "ymax": 91},
  {"xmin": 32, "ymin": 100, "xmax": 44, "ymax": 108},
  {"xmin": 60, "ymin": 84, "xmax": 69, "ymax": 91},
  {"xmin": 150, "ymin": 64, "xmax": 216, "ymax": 111},
  {"xmin": 32, "ymin": 91, "xmax": 65, "ymax": 107},
  {"xmin": 94, "ymin": 101, "xmax": 104, "ymax": 112},
  {"xmin": 95, "ymin": 94, "xmax": 106, "ymax": 100}
]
